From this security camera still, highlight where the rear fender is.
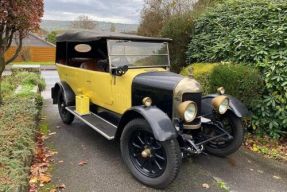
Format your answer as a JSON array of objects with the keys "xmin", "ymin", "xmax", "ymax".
[{"xmin": 51, "ymin": 81, "xmax": 75, "ymax": 105}]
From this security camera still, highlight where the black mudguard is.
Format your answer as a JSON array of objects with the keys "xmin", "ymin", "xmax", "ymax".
[
  {"xmin": 51, "ymin": 81, "xmax": 75, "ymax": 106},
  {"xmin": 118, "ymin": 106, "xmax": 177, "ymax": 142},
  {"xmin": 201, "ymin": 94, "xmax": 251, "ymax": 118}
]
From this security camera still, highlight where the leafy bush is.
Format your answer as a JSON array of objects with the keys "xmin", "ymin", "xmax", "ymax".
[
  {"xmin": 210, "ymin": 64, "xmax": 264, "ymax": 108},
  {"xmin": 181, "ymin": 63, "xmax": 264, "ymax": 109},
  {"xmin": 0, "ymin": 72, "xmax": 44, "ymax": 190},
  {"xmin": 161, "ymin": 13, "xmax": 194, "ymax": 73},
  {"xmin": 181, "ymin": 63, "xmax": 219, "ymax": 95},
  {"xmin": 186, "ymin": 0, "xmax": 287, "ymax": 138},
  {"xmin": 0, "ymin": 95, "xmax": 41, "ymax": 191}
]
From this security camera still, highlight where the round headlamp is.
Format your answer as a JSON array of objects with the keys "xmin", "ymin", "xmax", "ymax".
[
  {"xmin": 177, "ymin": 101, "xmax": 198, "ymax": 123},
  {"xmin": 212, "ymin": 96, "xmax": 229, "ymax": 114},
  {"xmin": 217, "ymin": 87, "xmax": 225, "ymax": 95},
  {"xmin": 142, "ymin": 97, "xmax": 152, "ymax": 107}
]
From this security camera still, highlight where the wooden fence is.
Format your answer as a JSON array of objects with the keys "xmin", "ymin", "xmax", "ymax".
[{"xmin": 4, "ymin": 46, "xmax": 56, "ymax": 62}]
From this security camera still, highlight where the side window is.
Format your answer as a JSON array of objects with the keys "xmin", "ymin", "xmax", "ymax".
[{"xmin": 64, "ymin": 41, "xmax": 109, "ymax": 72}]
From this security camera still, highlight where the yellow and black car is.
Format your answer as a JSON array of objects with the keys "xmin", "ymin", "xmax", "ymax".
[{"xmin": 52, "ymin": 31, "xmax": 250, "ymax": 188}]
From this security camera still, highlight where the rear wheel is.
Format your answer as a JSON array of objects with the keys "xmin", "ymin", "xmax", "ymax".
[
  {"xmin": 57, "ymin": 92, "xmax": 74, "ymax": 124},
  {"xmin": 205, "ymin": 112, "xmax": 244, "ymax": 157},
  {"xmin": 120, "ymin": 119, "xmax": 181, "ymax": 189}
]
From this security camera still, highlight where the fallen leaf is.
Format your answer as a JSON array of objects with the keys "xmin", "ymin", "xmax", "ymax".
[
  {"xmin": 257, "ymin": 170, "xmax": 264, "ymax": 174},
  {"xmin": 78, "ymin": 160, "xmax": 88, "ymax": 166},
  {"xmin": 58, "ymin": 160, "xmax": 64, "ymax": 163},
  {"xmin": 273, "ymin": 175, "xmax": 281, "ymax": 180},
  {"xmin": 50, "ymin": 151, "xmax": 58, "ymax": 156},
  {"xmin": 252, "ymin": 144, "xmax": 259, "ymax": 152},
  {"xmin": 202, "ymin": 183, "xmax": 210, "ymax": 189},
  {"xmin": 29, "ymin": 177, "xmax": 38, "ymax": 184},
  {"xmin": 249, "ymin": 168, "xmax": 254, "ymax": 171},
  {"xmin": 57, "ymin": 184, "xmax": 66, "ymax": 189},
  {"xmin": 49, "ymin": 132, "xmax": 57, "ymax": 136},
  {"xmin": 56, "ymin": 126, "xmax": 61, "ymax": 129},
  {"xmin": 39, "ymin": 174, "xmax": 51, "ymax": 184}
]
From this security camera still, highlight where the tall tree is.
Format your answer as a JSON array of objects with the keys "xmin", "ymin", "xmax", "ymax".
[
  {"xmin": 0, "ymin": 0, "xmax": 44, "ymax": 103},
  {"xmin": 71, "ymin": 15, "xmax": 97, "ymax": 30},
  {"xmin": 47, "ymin": 31, "xmax": 57, "ymax": 45},
  {"xmin": 137, "ymin": 0, "xmax": 198, "ymax": 36}
]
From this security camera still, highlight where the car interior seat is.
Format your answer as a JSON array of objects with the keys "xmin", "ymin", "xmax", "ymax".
[{"xmin": 80, "ymin": 60, "xmax": 106, "ymax": 72}]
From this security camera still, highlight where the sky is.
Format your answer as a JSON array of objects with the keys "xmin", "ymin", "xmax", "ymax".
[{"xmin": 43, "ymin": 0, "xmax": 145, "ymax": 24}]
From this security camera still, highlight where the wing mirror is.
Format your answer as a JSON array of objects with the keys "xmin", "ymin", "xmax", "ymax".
[{"xmin": 112, "ymin": 65, "xmax": 128, "ymax": 76}]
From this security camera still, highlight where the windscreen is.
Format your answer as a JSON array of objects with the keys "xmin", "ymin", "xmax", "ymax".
[{"xmin": 108, "ymin": 40, "xmax": 170, "ymax": 68}]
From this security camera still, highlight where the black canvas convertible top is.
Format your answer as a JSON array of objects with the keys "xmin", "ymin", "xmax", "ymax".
[{"xmin": 56, "ymin": 31, "xmax": 172, "ymax": 43}]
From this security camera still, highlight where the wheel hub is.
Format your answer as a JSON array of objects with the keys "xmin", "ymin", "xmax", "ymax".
[
  {"xmin": 128, "ymin": 130, "xmax": 167, "ymax": 178},
  {"xmin": 141, "ymin": 148, "xmax": 152, "ymax": 158}
]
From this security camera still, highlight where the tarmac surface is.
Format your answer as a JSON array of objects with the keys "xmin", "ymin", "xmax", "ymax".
[{"xmin": 41, "ymin": 70, "xmax": 287, "ymax": 192}]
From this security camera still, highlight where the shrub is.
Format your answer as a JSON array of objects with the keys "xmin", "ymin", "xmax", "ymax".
[
  {"xmin": 209, "ymin": 64, "xmax": 264, "ymax": 108},
  {"xmin": 0, "ymin": 95, "xmax": 40, "ymax": 191},
  {"xmin": 181, "ymin": 63, "xmax": 219, "ymax": 95},
  {"xmin": 181, "ymin": 63, "xmax": 264, "ymax": 110},
  {"xmin": 161, "ymin": 13, "xmax": 194, "ymax": 73},
  {"xmin": 0, "ymin": 72, "xmax": 43, "ymax": 191},
  {"xmin": 186, "ymin": 0, "xmax": 287, "ymax": 138}
]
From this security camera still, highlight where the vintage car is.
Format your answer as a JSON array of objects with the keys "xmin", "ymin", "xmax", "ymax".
[{"xmin": 52, "ymin": 31, "xmax": 250, "ymax": 188}]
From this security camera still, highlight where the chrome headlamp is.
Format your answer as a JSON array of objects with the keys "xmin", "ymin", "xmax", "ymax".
[
  {"xmin": 177, "ymin": 101, "xmax": 198, "ymax": 122},
  {"xmin": 212, "ymin": 96, "xmax": 229, "ymax": 114},
  {"xmin": 142, "ymin": 97, "xmax": 152, "ymax": 107}
]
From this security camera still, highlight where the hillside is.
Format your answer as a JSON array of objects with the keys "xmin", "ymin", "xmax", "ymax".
[{"xmin": 41, "ymin": 20, "xmax": 138, "ymax": 33}]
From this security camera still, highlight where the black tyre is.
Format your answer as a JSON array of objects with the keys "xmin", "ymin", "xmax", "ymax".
[
  {"xmin": 120, "ymin": 119, "xmax": 181, "ymax": 189},
  {"xmin": 57, "ymin": 92, "xmax": 74, "ymax": 124},
  {"xmin": 205, "ymin": 112, "xmax": 244, "ymax": 157}
]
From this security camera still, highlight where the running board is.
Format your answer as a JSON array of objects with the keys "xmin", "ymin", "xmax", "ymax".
[{"xmin": 65, "ymin": 106, "xmax": 117, "ymax": 140}]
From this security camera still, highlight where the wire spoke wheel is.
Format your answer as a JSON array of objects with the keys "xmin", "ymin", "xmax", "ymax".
[
  {"xmin": 204, "ymin": 112, "xmax": 244, "ymax": 157},
  {"xmin": 128, "ymin": 130, "xmax": 167, "ymax": 178},
  {"xmin": 208, "ymin": 118, "xmax": 233, "ymax": 149},
  {"xmin": 121, "ymin": 119, "xmax": 181, "ymax": 188}
]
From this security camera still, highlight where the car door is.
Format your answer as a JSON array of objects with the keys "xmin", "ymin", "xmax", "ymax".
[{"xmin": 83, "ymin": 69, "xmax": 113, "ymax": 109}]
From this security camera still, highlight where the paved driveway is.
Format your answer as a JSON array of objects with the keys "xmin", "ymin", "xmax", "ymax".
[{"xmin": 41, "ymin": 71, "xmax": 287, "ymax": 192}]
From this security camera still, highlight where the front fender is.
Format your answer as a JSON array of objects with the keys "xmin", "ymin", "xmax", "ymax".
[
  {"xmin": 201, "ymin": 94, "xmax": 251, "ymax": 118},
  {"xmin": 118, "ymin": 106, "xmax": 177, "ymax": 142}
]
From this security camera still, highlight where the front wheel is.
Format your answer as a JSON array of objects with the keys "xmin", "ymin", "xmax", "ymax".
[
  {"xmin": 120, "ymin": 119, "xmax": 181, "ymax": 189},
  {"xmin": 205, "ymin": 112, "xmax": 245, "ymax": 157}
]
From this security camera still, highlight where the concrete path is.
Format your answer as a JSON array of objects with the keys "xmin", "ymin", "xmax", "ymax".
[{"xmin": 41, "ymin": 71, "xmax": 287, "ymax": 192}]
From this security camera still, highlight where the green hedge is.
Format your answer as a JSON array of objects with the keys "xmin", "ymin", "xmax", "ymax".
[
  {"xmin": 0, "ymin": 72, "xmax": 43, "ymax": 191},
  {"xmin": 209, "ymin": 64, "xmax": 264, "ymax": 108},
  {"xmin": 181, "ymin": 63, "xmax": 263, "ymax": 109},
  {"xmin": 186, "ymin": 0, "xmax": 287, "ymax": 138}
]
